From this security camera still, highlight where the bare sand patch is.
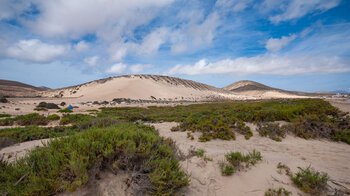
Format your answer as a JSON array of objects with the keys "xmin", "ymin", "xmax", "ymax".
[{"xmin": 150, "ymin": 122, "xmax": 350, "ymax": 195}]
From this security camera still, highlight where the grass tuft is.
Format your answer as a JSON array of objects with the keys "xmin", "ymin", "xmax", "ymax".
[
  {"xmin": 291, "ymin": 166, "xmax": 329, "ymax": 195},
  {"xmin": 264, "ymin": 187, "xmax": 291, "ymax": 196}
]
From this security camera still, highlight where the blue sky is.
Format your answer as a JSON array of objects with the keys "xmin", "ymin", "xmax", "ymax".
[{"xmin": 0, "ymin": 0, "xmax": 349, "ymax": 92}]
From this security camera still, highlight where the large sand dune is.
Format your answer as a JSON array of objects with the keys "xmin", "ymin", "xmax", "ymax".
[{"xmin": 41, "ymin": 75, "xmax": 252, "ymax": 102}]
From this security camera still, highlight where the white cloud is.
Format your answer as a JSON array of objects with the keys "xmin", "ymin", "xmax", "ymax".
[
  {"xmin": 5, "ymin": 39, "xmax": 66, "ymax": 63},
  {"xmin": 130, "ymin": 64, "xmax": 152, "ymax": 73},
  {"xmin": 216, "ymin": 0, "xmax": 253, "ymax": 12},
  {"xmin": 265, "ymin": 34, "xmax": 296, "ymax": 52},
  {"xmin": 28, "ymin": 0, "xmax": 174, "ymax": 39},
  {"xmin": 84, "ymin": 56, "xmax": 99, "ymax": 66},
  {"xmin": 74, "ymin": 41, "xmax": 89, "ymax": 52},
  {"xmin": 167, "ymin": 54, "xmax": 350, "ymax": 76},
  {"xmin": 0, "ymin": 0, "xmax": 31, "ymax": 20},
  {"xmin": 108, "ymin": 27, "xmax": 169, "ymax": 62},
  {"xmin": 106, "ymin": 63, "xmax": 127, "ymax": 74},
  {"xmin": 268, "ymin": 0, "xmax": 341, "ymax": 24}
]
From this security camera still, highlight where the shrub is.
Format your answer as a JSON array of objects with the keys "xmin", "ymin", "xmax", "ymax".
[
  {"xmin": 58, "ymin": 108, "xmax": 73, "ymax": 113},
  {"xmin": 0, "ymin": 97, "xmax": 8, "ymax": 103},
  {"xmin": 15, "ymin": 113, "xmax": 48, "ymax": 126},
  {"xmin": 264, "ymin": 187, "xmax": 291, "ymax": 196},
  {"xmin": 0, "ymin": 123, "xmax": 189, "ymax": 195},
  {"xmin": 47, "ymin": 114, "xmax": 60, "ymax": 121},
  {"xmin": 257, "ymin": 123, "xmax": 286, "ymax": 142},
  {"xmin": 0, "ymin": 114, "xmax": 10, "ymax": 118},
  {"xmin": 291, "ymin": 166, "xmax": 329, "ymax": 195},
  {"xmin": 220, "ymin": 150, "xmax": 262, "ymax": 176},
  {"xmin": 60, "ymin": 102, "xmax": 66, "ymax": 106},
  {"xmin": 60, "ymin": 114, "xmax": 92, "ymax": 125},
  {"xmin": 219, "ymin": 161, "xmax": 235, "ymax": 176},
  {"xmin": 37, "ymin": 102, "xmax": 60, "ymax": 109},
  {"xmin": 277, "ymin": 162, "xmax": 291, "ymax": 176},
  {"xmin": 34, "ymin": 107, "xmax": 48, "ymax": 111},
  {"xmin": 0, "ymin": 118, "xmax": 15, "ymax": 126}
]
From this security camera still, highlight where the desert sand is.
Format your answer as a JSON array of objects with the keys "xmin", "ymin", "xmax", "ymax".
[{"xmin": 151, "ymin": 122, "xmax": 350, "ymax": 196}]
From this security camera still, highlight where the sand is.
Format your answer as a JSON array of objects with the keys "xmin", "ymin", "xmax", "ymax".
[{"xmin": 149, "ymin": 122, "xmax": 350, "ymax": 195}]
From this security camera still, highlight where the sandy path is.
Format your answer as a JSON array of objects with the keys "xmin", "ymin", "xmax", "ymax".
[
  {"xmin": 0, "ymin": 138, "xmax": 51, "ymax": 162},
  {"xmin": 150, "ymin": 122, "xmax": 350, "ymax": 196}
]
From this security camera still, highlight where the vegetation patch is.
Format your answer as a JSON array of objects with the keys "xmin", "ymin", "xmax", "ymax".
[
  {"xmin": 98, "ymin": 99, "xmax": 350, "ymax": 144},
  {"xmin": 37, "ymin": 102, "xmax": 60, "ymax": 109},
  {"xmin": 264, "ymin": 187, "xmax": 291, "ymax": 196},
  {"xmin": 0, "ymin": 114, "xmax": 10, "ymax": 118},
  {"xmin": 60, "ymin": 114, "xmax": 92, "ymax": 125},
  {"xmin": 58, "ymin": 108, "xmax": 73, "ymax": 113},
  {"xmin": 291, "ymin": 166, "xmax": 329, "ymax": 195},
  {"xmin": 192, "ymin": 148, "xmax": 212, "ymax": 162},
  {"xmin": 47, "ymin": 114, "xmax": 60, "ymax": 121},
  {"xmin": 0, "ymin": 126, "xmax": 78, "ymax": 145},
  {"xmin": 0, "ymin": 97, "xmax": 8, "ymax": 103},
  {"xmin": 257, "ymin": 122, "xmax": 286, "ymax": 142},
  {"xmin": 220, "ymin": 150, "xmax": 262, "ymax": 176},
  {"xmin": 0, "ymin": 123, "xmax": 189, "ymax": 195}
]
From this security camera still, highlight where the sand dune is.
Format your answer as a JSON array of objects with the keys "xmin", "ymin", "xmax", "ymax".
[{"xmin": 41, "ymin": 75, "xmax": 252, "ymax": 102}]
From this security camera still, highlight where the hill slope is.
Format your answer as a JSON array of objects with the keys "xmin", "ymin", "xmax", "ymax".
[
  {"xmin": 0, "ymin": 79, "xmax": 44, "ymax": 97},
  {"xmin": 41, "ymin": 75, "xmax": 251, "ymax": 101},
  {"xmin": 223, "ymin": 80, "xmax": 320, "ymax": 99}
]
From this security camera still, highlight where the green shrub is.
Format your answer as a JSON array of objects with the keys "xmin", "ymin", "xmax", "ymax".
[
  {"xmin": 37, "ymin": 102, "xmax": 60, "ymax": 109},
  {"xmin": 257, "ymin": 123, "xmax": 286, "ymax": 142},
  {"xmin": 0, "ymin": 114, "xmax": 10, "ymax": 118},
  {"xmin": 58, "ymin": 108, "xmax": 73, "ymax": 113},
  {"xmin": 219, "ymin": 161, "xmax": 235, "ymax": 176},
  {"xmin": 60, "ymin": 114, "xmax": 92, "ymax": 125},
  {"xmin": 60, "ymin": 102, "xmax": 66, "ymax": 106},
  {"xmin": 34, "ymin": 107, "xmax": 48, "ymax": 111},
  {"xmin": 265, "ymin": 187, "xmax": 291, "ymax": 196},
  {"xmin": 0, "ymin": 97, "xmax": 8, "ymax": 103},
  {"xmin": 0, "ymin": 123, "xmax": 189, "ymax": 195},
  {"xmin": 0, "ymin": 126, "xmax": 78, "ymax": 143},
  {"xmin": 220, "ymin": 150, "xmax": 262, "ymax": 176},
  {"xmin": 291, "ymin": 166, "xmax": 329, "ymax": 195},
  {"xmin": 47, "ymin": 114, "xmax": 60, "ymax": 121},
  {"xmin": 15, "ymin": 113, "xmax": 48, "ymax": 126}
]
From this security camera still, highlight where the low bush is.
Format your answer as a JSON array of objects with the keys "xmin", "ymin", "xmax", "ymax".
[
  {"xmin": 0, "ymin": 114, "xmax": 10, "ymax": 118},
  {"xmin": 220, "ymin": 150, "xmax": 262, "ymax": 176},
  {"xmin": 257, "ymin": 122, "xmax": 286, "ymax": 142},
  {"xmin": 60, "ymin": 102, "xmax": 66, "ymax": 106},
  {"xmin": 15, "ymin": 113, "xmax": 48, "ymax": 126},
  {"xmin": 0, "ymin": 126, "xmax": 78, "ymax": 144},
  {"xmin": 277, "ymin": 162, "xmax": 291, "ymax": 176},
  {"xmin": 0, "ymin": 123, "xmax": 189, "ymax": 195},
  {"xmin": 34, "ymin": 107, "xmax": 48, "ymax": 111},
  {"xmin": 47, "ymin": 114, "xmax": 60, "ymax": 121},
  {"xmin": 0, "ymin": 117, "xmax": 15, "ymax": 126},
  {"xmin": 60, "ymin": 114, "xmax": 92, "ymax": 125},
  {"xmin": 219, "ymin": 161, "xmax": 235, "ymax": 176},
  {"xmin": 264, "ymin": 187, "xmax": 291, "ymax": 196},
  {"xmin": 58, "ymin": 108, "xmax": 73, "ymax": 113},
  {"xmin": 37, "ymin": 102, "xmax": 60, "ymax": 109},
  {"xmin": 291, "ymin": 166, "xmax": 329, "ymax": 195},
  {"xmin": 0, "ymin": 97, "xmax": 8, "ymax": 103}
]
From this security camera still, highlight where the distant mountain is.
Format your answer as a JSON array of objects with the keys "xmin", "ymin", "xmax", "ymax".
[
  {"xmin": 0, "ymin": 79, "xmax": 44, "ymax": 97},
  {"xmin": 223, "ymin": 80, "xmax": 333, "ymax": 98},
  {"xmin": 37, "ymin": 86, "xmax": 51, "ymax": 91}
]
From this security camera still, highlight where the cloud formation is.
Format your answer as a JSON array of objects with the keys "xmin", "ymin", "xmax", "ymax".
[
  {"xmin": 84, "ymin": 56, "xmax": 99, "ymax": 66},
  {"xmin": 167, "ymin": 55, "xmax": 350, "ymax": 76},
  {"xmin": 265, "ymin": 34, "xmax": 296, "ymax": 52},
  {"xmin": 106, "ymin": 63, "xmax": 127, "ymax": 74},
  {"xmin": 5, "ymin": 39, "xmax": 66, "ymax": 63}
]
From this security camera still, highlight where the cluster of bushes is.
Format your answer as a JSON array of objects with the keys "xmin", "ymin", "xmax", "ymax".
[
  {"xmin": 0, "ymin": 123, "xmax": 189, "ymax": 195},
  {"xmin": 98, "ymin": 99, "xmax": 350, "ymax": 143},
  {"xmin": 0, "ymin": 113, "xmax": 61, "ymax": 126},
  {"xmin": 264, "ymin": 187, "xmax": 291, "ymax": 196},
  {"xmin": 60, "ymin": 114, "xmax": 92, "ymax": 125},
  {"xmin": 0, "ymin": 126, "xmax": 77, "ymax": 148},
  {"xmin": 0, "ymin": 97, "xmax": 8, "ymax": 103},
  {"xmin": 0, "ymin": 114, "xmax": 10, "ymax": 118},
  {"xmin": 219, "ymin": 150, "xmax": 262, "ymax": 176},
  {"xmin": 34, "ymin": 102, "xmax": 60, "ymax": 111},
  {"xmin": 257, "ymin": 122, "xmax": 286, "ymax": 142}
]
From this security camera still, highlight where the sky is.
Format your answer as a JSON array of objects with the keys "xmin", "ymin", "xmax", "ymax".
[{"xmin": 0, "ymin": 0, "xmax": 350, "ymax": 92}]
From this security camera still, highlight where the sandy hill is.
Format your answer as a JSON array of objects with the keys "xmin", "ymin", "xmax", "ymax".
[
  {"xmin": 41, "ymin": 75, "xmax": 251, "ymax": 102},
  {"xmin": 0, "ymin": 79, "xmax": 44, "ymax": 97},
  {"xmin": 223, "ymin": 80, "xmax": 322, "ymax": 99}
]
